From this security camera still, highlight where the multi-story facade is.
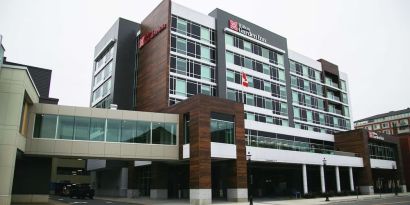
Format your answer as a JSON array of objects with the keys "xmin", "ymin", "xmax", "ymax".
[{"xmin": 355, "ymin": 108, "xmax": 410, "ymax": 135}]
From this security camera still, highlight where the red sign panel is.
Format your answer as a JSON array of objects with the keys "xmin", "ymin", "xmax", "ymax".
[
  {"xmin": 138, "ymin": 24, "xmax": 167, "ymax": 49},
  {"xmin": 229, "ymin": 19, "xmax": 239, "ymax": 31},
  {"xmin": 241, "ymin": 71, "xmax": 248, "ymax": 87}
]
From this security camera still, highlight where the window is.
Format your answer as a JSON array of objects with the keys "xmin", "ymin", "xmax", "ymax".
[
  {"xmin": 373, "ymin": 124, "xmax": 381, "ymax": 130},
  {"xmin": 106, "ymin": 119, "xmax": 121, "ymax": 142},
  {"xmin": 57, "ymin": 116, "xmax": 74, "ymax": 140},
  {"xmin": 201, "ymin": 84, "xmax": 211, "ymax": 95},
  {"xmin": 176, "ymin": 38, "xmax": 187, "ymax": 54},
  {"xmin": 227, "ymin": 70, "xmax": 235, "ymax": 82},
  {"xmin": 244, "ymin": 41, "xmax": 252, "ymax": 52},
  {"xmin": 121, "ymin": 120, "xmax": 136, "ymax": 143},
  {"xmin": 244, "ymin": 58, "xmax": 252, "ymax": 69},
  {"xmin": 382, "ymin": 122, "xmax": 389, "ymax": 128},
  {"xmin": 265, "ymin": 100, "xmax": 273, "ymax": 110},
  {"xmin": 263, "ymin": 64, "xmax": 270, "ymax": 75},
  {"xmin": 200, "ymin": 27, "xmax": 210, "ymax": 42},
  {"xmin": 136, "ymin": 121, "xmax": 151, "ymax": 143},
  {"xmin": 74, "ymin": 117, "xmax": 90, "ymax": 141},
  {"xmin": 246, "ymin": 94, "xmax": 254, "ymax": 106},
  {"xmin": 292, "ymin": 92, "xmax": 298, "ymax": 102},
  {"xmin": 200, "ymin": 65, "xmax": 211, "ymax": 81},
  {"xmin": 264, "ymin": 81, "xmax": 271, "ymax": 92},
  {"xmin": 307, "ymin": 110, "xmax": 313, "ymax": 122},
  {"xmin": 90, "ymin": 118, "xmax": 105, "ymax": 141},
  {"xmin": 262, "ymin": 48, "xmax": 269, "ymax": 59},
  {"xmin": 227, "ymin": 89, "xmax": 236, "ymax": 101},
  {"xmin": 176, "ymin": 18, "xmax": 187, "ymax": 34},
  {"xmin": 278, "ymin": 70, "xmax": 285, "ymax": 82},
  {"xmin": 246, "ymin": 113, "xmax": 255, "ymax": 121},
  {"xmin": 176, "ymin": 79, "xmax": 186, "ymax": 97},
  {"xmin": 226, "ymin": 52, "xmax": 234, "ymax": 64},
  {"xmin": 281, "ymin": 103, "xmax": 288, "ymax": 115},
  {"xmin": 211, "ymin": 118, "xmax": 235, "ymax": 144},
  {"xmin": 200, "ymin": 46, "xmax": 210, "ymax": 62},
  {"xmin": 248, "ymin": 76, "xmax": 254, "ymax": 88},
  {"xmin": 277, "ymin": 54, "xmax": 284, "ymax": 66},
  {"xmin": 33, "ymin": 114, "xmax": 57, "ymax": 138},
  {"xmin": 176, "ymin": 58, "xmax": 187, "ymax": 75},
  {"xmin": 225, "ymin": 34, "xmax": 234, "ymax": 46}
]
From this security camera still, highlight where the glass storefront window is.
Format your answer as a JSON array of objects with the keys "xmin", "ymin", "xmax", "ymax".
[
  {"xmin": 211, "ymin": 119, "xmax": 235, "ymax": 144},
  {"xmin": 90, "ymin": 118, "xmax": 105, "ymax": 141},
  {"xmin": 34, "ymin": 114, "xmax": 57, "ymax": 138},
  {"xmin": 74, "ymin": 117, "xmax": 90, "ymax": 141},
  {"xmin": 106, "ymin": 119, "xmax": 121, "ymax": 142},
  {"xmin": 57, "ymin": 116, "xmax": 74, "ymax": 140}
]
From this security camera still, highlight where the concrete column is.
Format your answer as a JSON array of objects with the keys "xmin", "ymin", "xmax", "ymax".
[
  {"xmin": 349, "ymin": 167, "xmax": 354, "ymax": 191},
  {"xmin": 335, "ymin": 166, "xmax": 341, "ymax": 193},
  {"xmin": 0, "ymin": 145, "xmax": 17, "ymax": 205},
  {"xmin": 302, "ymin": 164, "xmax": 308, "ymax": 194},
  {"xmin": 119, "ymin": 167, "xmax": 128, "ymax": 197},
  {"xmin": 320, "ymin": 165, "xmax": 326, "ymax": 193}
]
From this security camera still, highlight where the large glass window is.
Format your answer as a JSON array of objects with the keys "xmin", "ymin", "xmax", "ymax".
[
  {"xmin": 121, "ymin": 120, "xmax": 136, "ymax": 143},
  {"xmin": 226, "ymin": 52, "xmax": 234, "ymax": 64},
  {"xmin": 227, "ymin": 70, "xmax": 235, "ymax": 82},
  {"xmin": 211, "ymin": 119, "xmax": 235, "ymax": 144},
  {"xmin": 176, "ymin": 58, "xmax": 187, "ymax": 75},
  {"xmin": 152, "ymin": 122, "xmax": 176, "ymax": 145},
  {"xmin": 225, "ymin": 34, "xmax": 234, "ymax": 46},
  {"xmin": 74, "ymin": 117, "xmax": 90, "ymax": 141},
  {"xmin": 136, "ymin": 121, "xmax": 151, "ymax": 143},
  {"xmin": 244, "ymin": 41, "xmax": 252, "ymax": 52},
  {"xmin": 201, "ymin": 65, "xmax": 211, "ymax": 81},
  {"xmin": 106, "ymin": 119, "xmax": 121, "ymax": 142},
  {"xmin": 200, "ymin": 46, "xmax": 210, "ymax": 62},
  {"xmin": 246, "ymin": 94, "xmax": 254, "ymax": 106},
  {"xmin": 201, "ymin": 84, "xmax": 211, "ymax": 95},
  {"xmin": 90, "ymin": 118, "xmax": 105, "ymax": 141},
  {"xmin": 176, "ymin": 18, "xmax": 187, "ymax": 34},
  {"xmin": 244, "ymin": 58, "xmax": 252, "ymax": 69},
  {"xmin": 176, "ymin": 38, "xmax": 187, "ymax": 54},
  {"xmin": 57, "ymin": 116, "xmax": 74, "ymax": 140},
  {"xmin": 176, "ymin": 79, "xmax": 186, "ymax": 97},
  {"xmin": 33, "ymin": 114, "xmax": 57, "ymax": 138},
  {"xmin": 200, "ymin": 27, "xmax": 210, "ymax": 42}
]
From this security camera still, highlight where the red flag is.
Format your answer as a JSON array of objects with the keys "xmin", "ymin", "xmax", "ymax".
[{"xmin": 241, "ymin": 72, "xmax": 248, "ymax": 87}]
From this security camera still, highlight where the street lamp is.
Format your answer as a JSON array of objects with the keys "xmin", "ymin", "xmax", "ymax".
[
  {"xmin": 392, "ymin": 163, "xmax": 398, "ymax": 196},
  {"xmin": 323, "ymin": 158, "xmax": 329, "ymax": 202},
  {"xmin": 247, "ymin": 152, "xmax": 253, "ymax": 205}
]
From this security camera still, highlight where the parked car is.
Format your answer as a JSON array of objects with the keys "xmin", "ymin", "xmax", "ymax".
[{"xmin": 68, "ymin": 184, "xmax": 95, "ymax": 199}]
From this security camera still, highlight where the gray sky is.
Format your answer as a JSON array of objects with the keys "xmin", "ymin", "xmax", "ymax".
[{"xmin": 1, "ymin": 0, "xmax": 409, "ymax": 122}]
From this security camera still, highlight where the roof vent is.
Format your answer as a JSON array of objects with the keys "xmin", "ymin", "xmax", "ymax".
[{"xmin": 110, "ymin": 104, "xmax": 118, "ymax": 110}]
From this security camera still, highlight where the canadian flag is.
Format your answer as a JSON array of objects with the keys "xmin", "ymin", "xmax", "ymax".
[{"xmin": 241, "ymin": 71, "xmax": 248, "ymax": 87}]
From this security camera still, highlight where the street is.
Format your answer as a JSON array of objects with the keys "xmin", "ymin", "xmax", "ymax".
[
  {"xmin": 328, "ymin": 195, "xmax": 410, "ymax": 205},
  {"xmin": 49, "ymin": 196, "xmax": 140, "ymax": 205}
]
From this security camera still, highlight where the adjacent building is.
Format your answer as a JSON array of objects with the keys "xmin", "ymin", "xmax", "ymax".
[{"xmin": 354, "ymin": 108, "xmax": 410, "ymax": 135}]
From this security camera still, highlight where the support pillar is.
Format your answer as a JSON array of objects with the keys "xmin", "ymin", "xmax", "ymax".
[
  {"xmin": 150, "ymin": 162, "xmax": 168, "ymax": 199},
  {"xmin": 349, "ymin": 167, "xmax": 354, "ymax": 192},
  {"xmin": 0, "ymin": 145, "xmax": 17, "ymax": 205},
  {"xmin": 302, "ymin": 164, "xmax": 308, "ymax": 194},
  {"xmin": 335, "ymin": 166, "xmax": 341, "ymax": 193},
  {"xmin": 320, "ymin": 165, "xmax": 326, "ymax": 193}
]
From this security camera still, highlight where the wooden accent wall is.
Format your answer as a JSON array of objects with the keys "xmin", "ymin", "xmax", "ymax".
[
  {"xmin": 334, "ymin": 129, "xmax": 373, "ymax": 186},
  {"xmin": 399, "ymin": 135, "xmax": 410, "ymax": 190},
  {"xmin": 136, "ymin": 0, "xmax": 171, "ymax": 112},
  {"xmin": 163, "ymin": 95, "xmax": 247, "ymax": 189}
]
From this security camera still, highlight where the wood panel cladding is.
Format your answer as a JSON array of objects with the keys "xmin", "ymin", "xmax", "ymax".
[
  {"xmin": 334, "ymin": 129, "xmax": 373, "ymax": 186},
  {"xmin": 163, "ymin": 95, "xmax": 247, "ymax": 189},
  {"xmin": 318, "ymin": 59, "xmax": 339, "ymax": 77},
  {"xmin": 136, "ymin": 0, "xmax": 171, "ymax": 112}
]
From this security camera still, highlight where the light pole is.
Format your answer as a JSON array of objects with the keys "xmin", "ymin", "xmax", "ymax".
[
  {"xmin": 323, "ymin": 158, "xmax": 329, "ymax": 202},
  {"xmin": 393, "ymin": 163, "xmax": 398, "ymax": 196},
  {"xmin": 247, "ymin": 152, "xmax": 253, "ymax": 205}
]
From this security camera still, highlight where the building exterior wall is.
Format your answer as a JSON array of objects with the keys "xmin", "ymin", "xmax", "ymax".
[
  {"xmin": 136, "ymin": 0, "xmax": 171, "ymax": 112},
  {"xmin": 0, "ymin": 66, "xmax": 40, "ymax": 204}
]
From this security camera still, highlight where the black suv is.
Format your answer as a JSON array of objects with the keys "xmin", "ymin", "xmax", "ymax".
[{"xmin": 69, "ymin": 184, "xmax": 95, "ymax": 199}]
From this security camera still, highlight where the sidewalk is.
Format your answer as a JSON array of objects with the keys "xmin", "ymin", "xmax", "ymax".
[{"xmin": 95, "ymin": 192, "xmax": 410, "ymax": 205}]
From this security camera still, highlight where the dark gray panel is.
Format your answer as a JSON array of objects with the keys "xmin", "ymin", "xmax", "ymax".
[
  {"xmin": 12, "ymin": 156, "xmax": 52, "ymax": 194},
  {"xmin": 208, "ymin": 9, "xmax": 294, "ymax": 126}
]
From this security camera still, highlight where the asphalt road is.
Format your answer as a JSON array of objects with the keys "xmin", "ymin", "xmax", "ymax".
[
  {"xmin": 328, "ymin": 195, "xmax": 410, "ymax": 205},
  {"xmin": 49, "ymin": 196, "xmax": 139, "ymax": 205}
]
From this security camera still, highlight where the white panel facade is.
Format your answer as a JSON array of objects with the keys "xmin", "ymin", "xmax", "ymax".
[
  {"xmin": 370, "ymin": 159, "xmax": 397, "ymax": 169},
  {"xmin": 210, "ymin": 142, "xmax": 236, "ymax": 159},
  {"xmin": 288, "ymin": 49, "xmax": 322, "ymax": 71},
  {"xmin": 171, "ymin": 2, "xmax": 215, "ymax": 28}
]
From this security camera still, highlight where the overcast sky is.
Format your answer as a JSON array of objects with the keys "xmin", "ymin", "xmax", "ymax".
[{"xmin": 1, "ymin": 0, "xmax": 409, "ymax": 121}]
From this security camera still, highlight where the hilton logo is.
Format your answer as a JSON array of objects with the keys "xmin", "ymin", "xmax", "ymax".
[{"xmin": 228, "ymin": 20, "xmax": 267, "ymax": 43}]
